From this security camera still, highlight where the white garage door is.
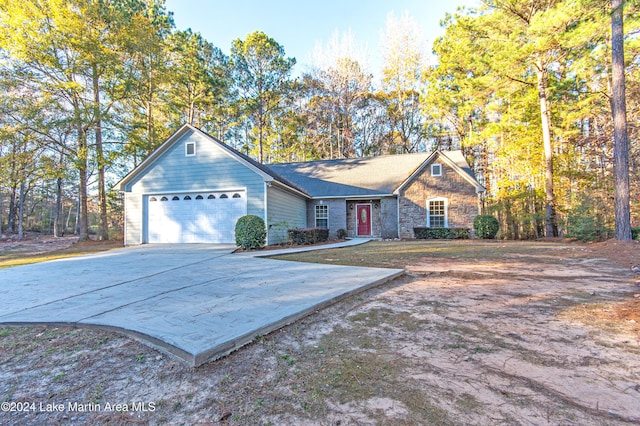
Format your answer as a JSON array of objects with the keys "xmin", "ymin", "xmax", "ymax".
[{"xmin": 146, "ymin": 191, "xmax": 247, "ymax": 243}]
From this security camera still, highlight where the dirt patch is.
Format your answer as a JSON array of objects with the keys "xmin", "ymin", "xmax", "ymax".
[
  {"xmin": 0, "ymin": 232, "xmax": 80, "ymax": 255},
  {"xmin": 1, "ymin": 239, "xmax": 639, "ymax": 425},
  {"xmin": 0, "ymin": 233, "xmax": 123, "ymax": 269}
]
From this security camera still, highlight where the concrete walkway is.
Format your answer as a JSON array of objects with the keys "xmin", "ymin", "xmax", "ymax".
[
  {"xmin": 0, "ymin": 243, "xmax": 401, "ymax": 366},
  {"xmin": 235, "ymin": 237, "xmax": 373, "ymax": 257}
]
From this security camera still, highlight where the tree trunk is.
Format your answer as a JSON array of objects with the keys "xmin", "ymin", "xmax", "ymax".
[
  {"xmin": 8, "ymin": 183, "xmax": 17, "ymax": 233},
  {"xmin": 8, "ymin": 146, "xmax": 18, "ymax": 233},
  {"xmin": 258, "ymin": 106, "xmax": 264, "ymax": 163},
  {"xmin": 53, "ymin": 176, "xmax": 63, "ymax": 237},
  {"xmin": 536, "ymin": 62, "xmax": 558, "ymax": 237},
  {"xmin": 17, "ymin": 181, "xmax": 25, "ymax": 240},
  {"xmin": 93, "ymin": 65, "xmax": 109, "ymax": 241},
  {"xmin": 146, "ymin": 96, "xmax": 154, "ymax": 158},
  {"xmin": 611, "ymin": 0, "xmax": 632, "ymax": 241},
  {"xmin": 77, "ymin": 121, "xmax": 90, "ymax": 241}
]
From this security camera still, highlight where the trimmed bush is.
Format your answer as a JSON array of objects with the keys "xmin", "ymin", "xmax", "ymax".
[
  {"xmin": 473, "ymin": 215, "xmax": 499, "ymax": 239},
  {"xmin": 337, "ymin": 228, "xmax": 347, "ymax": 239},
  {"xmin": 632, "ymin": 227, "xmax": 640, "ymax": 241},
  {"xmin": 413, "ymin": 227, "xmax": 470, "ymax": 239},
  {"xmin": 235, "ymin": 215, "xmax": 266, "ymax": 249},
  {"xmin": 288, "ymin": 227, "xmax": 329, "ymax": 245}
]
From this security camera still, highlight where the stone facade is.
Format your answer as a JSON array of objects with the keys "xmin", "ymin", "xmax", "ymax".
[
  {"xmin": 398, "ymin": 160, "xmax": 480, "ymax": 239},
  {"xmin": 343, "ymin": 198, "xmax": 398, "ymax": 238},
  {"xmin": 306, "ymin": 197, "xmax": 400, "ymax": 239}
]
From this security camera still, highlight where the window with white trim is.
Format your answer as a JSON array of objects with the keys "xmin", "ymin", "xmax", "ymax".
[
  {"xmin": 431, "ymin": 163, "xmax": 442, "ymax": 177},
  {"xmin": 315, "ymin": 204, "xmax": 328, "ymax": 229},
  {"xmin": 427, "ymin": 197, "xmax": 448, "ymax": 228},
  {"xmin": 185, "ymin": 141, "xmax": 196, "ymax": 156}
]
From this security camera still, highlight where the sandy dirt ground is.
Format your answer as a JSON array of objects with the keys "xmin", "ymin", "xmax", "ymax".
[
  {"xmin": 0, "ymin": 233, "xmax": 79, "ymax": 255},
  {"xmin": 0, "ymin": 239, "xmax": 639, "ymax": 425}
]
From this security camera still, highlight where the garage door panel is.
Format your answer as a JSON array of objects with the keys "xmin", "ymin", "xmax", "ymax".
[{"xmin": 146, "ymin": 191, "xmax": 246, "ymax": 243}]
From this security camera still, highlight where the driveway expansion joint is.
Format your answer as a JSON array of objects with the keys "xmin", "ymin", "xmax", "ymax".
[{"xmin": 0, "ymin": 242, "xmax": 401, "ymax": 366}]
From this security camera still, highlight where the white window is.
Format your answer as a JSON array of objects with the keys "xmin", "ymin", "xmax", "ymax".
[
  {"xmin": 431, "ymin": 163, "xmax": 442, "ymax": 177},
  {"xmin": 427, "ymin": 197, "xmax": 448, "ymax": 228},
  {"xmin": 315, "ymin": 205, "xmax": 328, "ymax": 229},
  {"xmin": 185, "ymin": 142, "xmax": 196, "ymax": 156}
]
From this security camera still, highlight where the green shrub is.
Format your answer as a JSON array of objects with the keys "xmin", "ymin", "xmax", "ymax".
[
  {"xmin": 235, "ymin": 215, "xmax": 266, "ymax": 249},
  {"xmin": 413, "ymin": 227, "xmax": 470, "ymax": 239},
  {"xmin": 632, "ymin": 227, "xmax": 640, "ymax": 240},
  {"xmin": 565, "ymin": 200, "xmax": 611, "ymax": 242},
  {"xmin": 337, "ymin": 228, "xmax": 347, "ymax": 239},
  {"xmin": 473, "ymin": 215, "xmax": 499, "ymax": 239},
  {"xmin": 288, "ymin": 228, "xmax": 329, "ymax": 245}
]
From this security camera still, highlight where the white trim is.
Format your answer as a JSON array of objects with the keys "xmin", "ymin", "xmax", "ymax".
[
  {"xmin": 431, "ymin": 163, "xmax": 442, "ymax": 176},
  {"xmin": 395, "ymin": 151, "xmax": 484, "ymax": 194},
  {"xmin": 356, "ymin": 203, "xmax": 372, "ymax": 236},
  {"xmin": 185, "ymin": 141, "xmax": 196, "ymax": 156},
  {"xmin": 310, "ymin": 193, "xmax": 393, "ymax": 200},
  {"xmin": 142, "ymin": 187, "xmax": 246, "ymax": 196},
  {"xmin": 314, "ymin": 203, "xmax": 329, "ymax": 229},
  {"xmin": 270, "ymin": 180, "xmax": 310, "ymax": 200},
  {"xmin": 116, "ymin": 124, "xmax": 275, "ymax": 191},
  {"xmin": 426, "ymin": 197, "xmax": 448, "ymax": 228}
]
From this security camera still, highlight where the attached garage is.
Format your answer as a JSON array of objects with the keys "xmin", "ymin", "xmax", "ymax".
[
  {"xmin": 146, "ymin": 190, "xmax": 246, "ymax": 243},
  {"xmin": 117, "ymin": 125, "xmax": 309, "ymax": 246}
]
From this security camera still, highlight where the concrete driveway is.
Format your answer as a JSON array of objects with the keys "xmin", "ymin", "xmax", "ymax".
[{"xmin": 0, "ymin": 244, "xmax": 402, "ymax": 366}]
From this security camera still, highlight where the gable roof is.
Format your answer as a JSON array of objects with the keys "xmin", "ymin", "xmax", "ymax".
[
  {"xmin": 116, "ymin": 124, "xmax": 309, "ymax": 197},
  {"xmin": 395, "ymin": 150, "xmax": 485, "ymax": 194},
  {"xmin": 116, "ymin": 124, "xmax": 484, "ymax": 198},
  {"xmin": 268, "ymin": 150, "xmax": 483, "ymax": 198}
]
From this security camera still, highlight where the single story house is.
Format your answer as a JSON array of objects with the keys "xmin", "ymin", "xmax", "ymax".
[{"xmin": 116, "ymin": 124, "xmax": 485, "ymax": 245}]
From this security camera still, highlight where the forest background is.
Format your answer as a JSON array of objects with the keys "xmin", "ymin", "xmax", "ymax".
[{"xmin": 0, "ymin": 0, "xmax": 638, "ymax": 242}]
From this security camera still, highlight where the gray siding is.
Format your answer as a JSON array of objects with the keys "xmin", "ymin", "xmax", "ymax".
[
  {"xmin": 124, "ymin": 192, "xmax": 143, "ymax": 245},
  {"xmin": 307, "ymin": 199, "xmax": 347, "ymax": 239},
  {"xmin": 125, "ymin": 130, "xmax": 266, "ymax": 219},
  {"xmin": 267, "ymin": 185, "xmax": 307, "ymax": 244},
  {"xmin": 380, "ymin": 197, "xmax": 398, "ymax": 238}
]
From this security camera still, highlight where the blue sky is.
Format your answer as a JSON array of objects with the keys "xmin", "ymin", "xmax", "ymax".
[{"xmin": 163, "ymin": 0, "xmax": 479, "ymax": 76}]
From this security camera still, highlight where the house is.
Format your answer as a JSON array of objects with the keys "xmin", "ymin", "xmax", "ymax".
[{"xmin": 116, "ymin": 124, "xmax": 485, "ymax": 245}]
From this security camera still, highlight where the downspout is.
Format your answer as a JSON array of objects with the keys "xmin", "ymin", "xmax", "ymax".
[{"xmin": 264, "ymin": 181, "xmax": 269, "ymax": 246}]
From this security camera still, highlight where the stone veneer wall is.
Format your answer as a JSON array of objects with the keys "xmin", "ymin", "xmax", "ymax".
[
  {"xmin": 398, "ymin": 161, "xmax": 480, "ymax": 239},
  {"xmin": 346, "ymin": 201, "xmax": 381, "ymax": 238},
  {"xmin": 344, "ymin": 198, "xmax": 398, "ymax": 238}
]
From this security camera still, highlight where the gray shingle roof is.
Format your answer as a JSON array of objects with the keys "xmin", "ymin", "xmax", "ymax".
[
  {"xmin": 116, "ymin": 123, "xmax": 482, "ymax": 198},
  {"xmin": 268, "ymin": 151, "xmax": 477, "ymax": 198}
]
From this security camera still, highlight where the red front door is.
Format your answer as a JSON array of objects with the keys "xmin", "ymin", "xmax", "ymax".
[{"xmin": 357, "ymin": 204, "xmax": 371, "ymax": 236}]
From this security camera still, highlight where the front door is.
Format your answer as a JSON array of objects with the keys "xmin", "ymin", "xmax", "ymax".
[{"xmin": 356, "ymin": 204, "xmax": 371, "ymax": 236}]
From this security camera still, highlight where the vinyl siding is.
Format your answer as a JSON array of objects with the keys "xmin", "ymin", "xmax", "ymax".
[
  {"xmin": 124, "ymin": 192, "xmax": 143, "ymax": 245},
  {"xmin": 125, "ymin": 130, "xmax": 266, "ymax": 219},
  {"xmin": 267, "ymin": 185, "xmax": 307, "ymax": 244}
]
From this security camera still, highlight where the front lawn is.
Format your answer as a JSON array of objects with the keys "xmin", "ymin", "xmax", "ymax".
[{"xmin": 270, "ymin": 239, "xmax": 580, "ymax": 268}]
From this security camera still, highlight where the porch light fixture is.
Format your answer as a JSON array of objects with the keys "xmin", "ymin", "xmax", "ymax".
[
  {"xmin": 374, "ymin": 202, "xmax": 379, "ymax": 209},
  {"xmin": 349, "ymin": 203, "xmax": 354, "ymax": 210}
]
